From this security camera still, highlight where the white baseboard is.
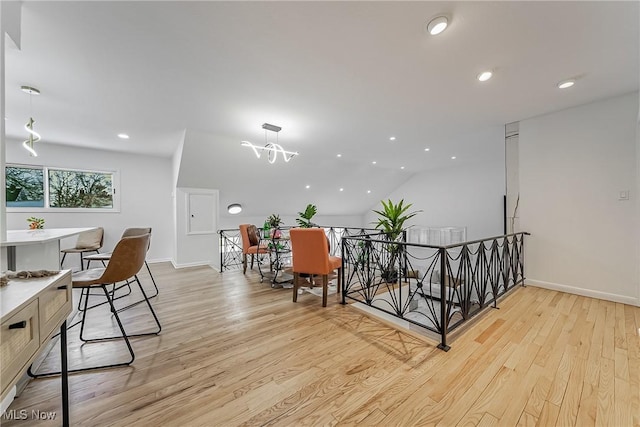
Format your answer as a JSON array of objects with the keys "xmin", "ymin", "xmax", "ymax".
[
  {"xmin": 527, "ymin": 278, "xmax": 640, "ymax": 307},
  {"xmin": 146, "ymin": 258, "xmax": 172, "ymax": 264},
  {"xmin": 170, "ymin": 260, "xmax": 215, "ymax": 269}
]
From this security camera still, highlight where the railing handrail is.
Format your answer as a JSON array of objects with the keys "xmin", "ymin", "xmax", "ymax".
[
  {"xmin": 219, "ymin": 225, "xmax": 378, "ymax": 232},
  {"xmin": 341, "ymin": 231, "xmax": 530, "ymax": 250}
]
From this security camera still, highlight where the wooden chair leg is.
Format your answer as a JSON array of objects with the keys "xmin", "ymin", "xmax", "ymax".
[
  {"xmin": 242, "ymin": 254, "xmax": 247, "ymax": 274},
  {"xmin": 293, "ymin": 272, "xmax": 299, "ymax": 302},
  {"xmin": 250, "ymin": 254, "xmax": 255, "ymax": 270},
  {"xmin": 322, "ymin": 275, "xmax": 328, "ymax": 307}
]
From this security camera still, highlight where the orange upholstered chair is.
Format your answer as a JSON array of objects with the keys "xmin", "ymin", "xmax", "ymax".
[
  {"xmin": 289, "ymin": 228, "xmax": 342, "ymax": 307},
  {"xmin": 239, "ymin": 224, "xmax": 269, "ymax": 274}
]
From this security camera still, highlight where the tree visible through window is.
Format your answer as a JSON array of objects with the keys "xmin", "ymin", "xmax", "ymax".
[
  {"xmin": 5, "ymin": 164, "xmax": 117, "ymax": 210},
  {"xmin": 48, "ymin": 169, "xmax": 113, "ymax": 208},
  {"xmin": 5, "ymin": 166, "xmax": 45, "ymax": 207}
]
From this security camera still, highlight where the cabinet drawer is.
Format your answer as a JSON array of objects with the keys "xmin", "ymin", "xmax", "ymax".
[
  {"xmin": 1, "ymin": 300, "xmax": 40, "ymax": 390},
  {"xmin": 39, "ymin": 278, "xmax": 72, "ymax": 342}
]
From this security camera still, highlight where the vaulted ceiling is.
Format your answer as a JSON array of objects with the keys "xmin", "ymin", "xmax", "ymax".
[{"xmin": 5, "ymin": 1, "xmax": 639, "ymax": 217}]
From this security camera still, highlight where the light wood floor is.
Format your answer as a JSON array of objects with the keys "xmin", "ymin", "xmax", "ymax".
[{"xmin": 4, "ymin": 263, "xmax": 639, "ymax": 426}]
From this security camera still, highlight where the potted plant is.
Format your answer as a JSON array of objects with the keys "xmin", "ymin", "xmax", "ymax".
[
  {"xmin": 296, "ymin": 204, "xmax": 318, "ymax": 228},
  {"xmin": 27, "ymin": 216, "xmax": 45, "ymax": 230},
  {"xmin": 267, "ymin": 214, "xmax": 283, "ymax": 238},
  {"xmin": 372, "ymin": 199, "xmax": 421, "ymax": 282}
]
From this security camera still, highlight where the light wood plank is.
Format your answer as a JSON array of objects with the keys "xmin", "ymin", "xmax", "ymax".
[
  {"xmin": 596, "ymin": 357, "xmax": 615, "ymax": 427},
  {"xmin": 536, "ymin": 401, "xmax": 560, "ymax": 427}
]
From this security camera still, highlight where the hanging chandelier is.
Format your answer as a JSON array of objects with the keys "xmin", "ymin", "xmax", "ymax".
[
  {"xmin": 21, "ymin": 85, "xmax": 41, "ymax": 157},
  {"xmin": 241, "ymin": 123, "xmax": 298, "ymax": 164}
]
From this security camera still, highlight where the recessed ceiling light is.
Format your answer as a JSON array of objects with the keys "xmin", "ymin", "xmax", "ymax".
[
  {"xmin": 477, "ymin": 71, "xmax": 493, "ymax": 82},
  {"xmin": 20, "ymin": 86, "xmax": 40, "ymax": 95},
  {"xmin": 117, "ymin": 133, "xmax": 130, "ymax": 139},
  {"xmin": 305, "ymin": 185, "xmax": 310, "ymax": 189},
  {"xmin": 339, "ymin": 188, "xmax": 344, "ymax": 192},
  {"xmin": 427, "ymin": 16, "xmax": 448, "ymax": 35},
  {"xmin": 337, "ymin": 154, "xmax": 342, "ymax": 158},
  {"xmin": 424, "ymin": 148, "xmax": 430, "ymax": 152},
  {"xmin": 389, "ymin": 136, "xmax": 396, "ymax": 141},
  {"xmin": 401, "ymin": 166, "xmax": 405, "ymax": 170},
  {"xmin": 367, "ymin": 190, "xmax": 371, "ymax": 194},
  {"xmin": 451, "ymin": 156, "xmax": 457, "ymax": 160},
  {"xmin": 557, "ymin": 79, "xmax": 575, "ymax": 89},
  {"xmin": 372, "ymin": 161, "xmax": 377, "ymax": 165}
]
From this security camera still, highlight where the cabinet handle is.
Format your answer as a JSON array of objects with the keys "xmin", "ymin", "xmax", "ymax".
[
  {"xmin": 9, "ymin": 321, "xmax": 27, "ymax": 329},
  {"xmin": 57, "ymin": 285, "xmax": 67, "ymax": 290}
]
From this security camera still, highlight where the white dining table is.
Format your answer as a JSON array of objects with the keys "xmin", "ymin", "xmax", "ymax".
[{"xmin": 1, "ymin": 227, "xmax": 97, "ymax": 271}]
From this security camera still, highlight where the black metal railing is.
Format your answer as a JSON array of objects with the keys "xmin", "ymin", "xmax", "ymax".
[
  {"xmin": 219, "ymin": 226, "xmax": 377, "ymax": 271},
  {"xmin": 219, "ymin": 228, "xmax": 243, "ymax": 271},
  {"xmin": 325, "ymin": 226, "xmax": 378, "ymax": 257},
  {"xmin": 341, "ymin": 232, "xmax": 529, "ymax": 350}
]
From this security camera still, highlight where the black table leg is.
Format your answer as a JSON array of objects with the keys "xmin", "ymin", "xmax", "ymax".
[
  {"xmin": 7, "ymin": 246, "xmax": 16, "ymax": 271},
  {"xmin": 60, "ymin": 320, "xmax": 69, "ymax": 427}
]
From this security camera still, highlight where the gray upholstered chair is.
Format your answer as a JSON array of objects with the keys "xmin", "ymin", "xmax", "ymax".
[{"xmin": 60, "ymin": 227, "xmax": 104, "ymax": 270}]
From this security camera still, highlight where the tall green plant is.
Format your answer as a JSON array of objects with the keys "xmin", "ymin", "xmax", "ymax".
[
  {"xmin": 372, "ymin": 199, "xmax": 421, "ymax": 282},
  {"xmin": 372, "ymin": 199, "xmax": 421, "ymax": 241},
  {"xmin": 296, "ymin": 204, "xmax": 317, "ymax": 228}
]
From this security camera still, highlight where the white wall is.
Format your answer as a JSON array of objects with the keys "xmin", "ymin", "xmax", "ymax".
[
  {"xmin": 363, "ymin": 149, "xmax": 506, "ymax": 240},
  {"xmin": 171, "ymin": 132, "xmax": 186, "ymax": 264},
  {"xmin": 519, "ymin": 92, "xmax": 639, "ymax": 305},
  {"xmin": 219, "ymin": 214, "xmax": 365, "ymax": 230},
  {"xmin": 174, "ymin": 187, "xmax": 219, "ymax": 269},
  {"xmin": 1, "ymin": 20, "xmax": 6, "ymax": 243},
  {"xmin": 0, "ymin": 1, "xmax": 21, "ymax": 241},
  {"xmin": 5, "ymin": 140, "xmax": 174, "ymax": 263}
]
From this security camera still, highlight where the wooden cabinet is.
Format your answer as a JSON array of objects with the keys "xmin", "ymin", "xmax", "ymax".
[
  {"xmin": 39, "ymin": 278, "xmax": 72, "ymax": 342},
  {"xmin": 0, "ymin": 300, "xmax": 40, "ymax": 391},
  {"xmin": 0, "ymin": 271, "xmax": 72, "ymax": 401}
]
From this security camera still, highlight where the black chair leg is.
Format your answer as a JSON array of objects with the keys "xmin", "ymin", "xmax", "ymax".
[
  {"xmin": 113, "ymin": 276, "xmax": 162, "ymax": 336},
  {"xmin": 27, "ymin": 285, "xmax": 135, "ymax": 378},
  {"xmin": 144, "ymin": 261, "xmax": 159, "ymax": 298},
  {"xmin": 135, "ymin": 275, "xmax": 162, "ymax": 334},
  {"xmin": 77, "ymin": 280, "xmax": 132, "ymax": 312},
  {"xmin": 78, "ymin": 285, "xmax": 92, "ymax": 342},
  {"xmin": 77, "ymin": 287, "xmax": 86, "ymax": 311}
]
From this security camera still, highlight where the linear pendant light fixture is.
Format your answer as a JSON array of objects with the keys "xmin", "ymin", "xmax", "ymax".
[
  {"xmin": 241, "ymin": 123, "xmax": 298, "ymax": 164},
  {"xmin": 21, "ymin": 85, "xmax": 41, "ymax": 157}
]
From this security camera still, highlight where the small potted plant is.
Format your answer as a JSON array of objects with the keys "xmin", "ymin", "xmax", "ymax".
[
  {"xmin": 27, "ymin": 216, "xmax": 45, "ymax": 230},
  {"xmin": 267, "ymin": 214, "xmax": 283, "ymax": 238}
]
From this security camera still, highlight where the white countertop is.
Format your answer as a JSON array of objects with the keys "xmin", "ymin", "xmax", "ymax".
[
  {"xmin": 0, "ymin": 270, "xmax": 72, "ymax": 320},
  {"xmin": 1, "ymin": 227, "xmax": 97, "ymax": 247}
]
